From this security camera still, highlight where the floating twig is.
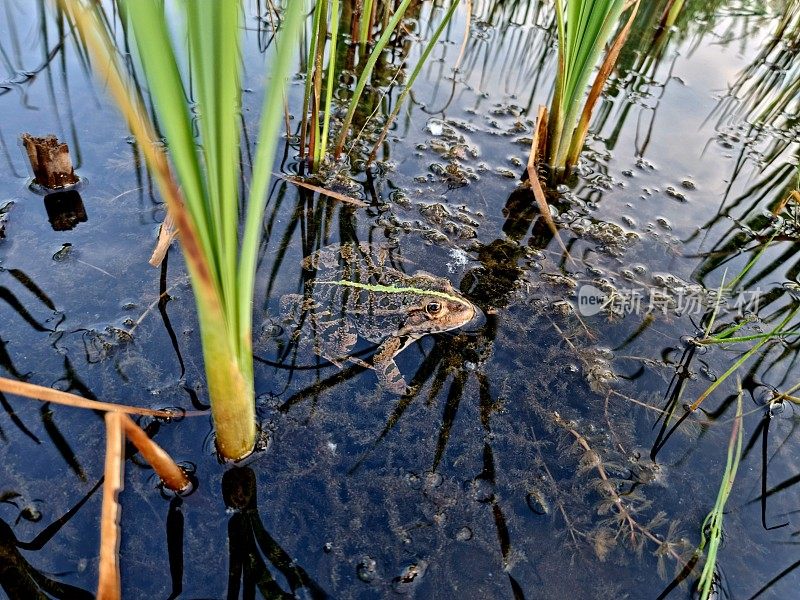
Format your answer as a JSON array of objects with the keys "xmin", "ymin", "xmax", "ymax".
[
  {"xmin": 274, "ymin": 173, "xmax": 368, "ymax": 207},
  {"xmin": 0, "ymin": 376, "xmax": 199, "ymax": 417}
]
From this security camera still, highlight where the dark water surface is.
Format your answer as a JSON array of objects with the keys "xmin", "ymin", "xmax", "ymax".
[{"xmin": 1, "ymin": 1, "xmax": 799, "ymax": 598}]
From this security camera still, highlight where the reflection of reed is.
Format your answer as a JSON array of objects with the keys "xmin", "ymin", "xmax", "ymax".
[
  {"xmin": 457, "ymin": 0, "xmax": 557, "ymax": 111},
  {"xmin": 591, "ymin": 0, "xmax": 736, "ymax": 159},
  {"xmin": 222, "ymin": 467, "xmax": 327, "ymax": 598},
  {"xmin": 0, "ymin": 480, "xmax": 99, "ymax": 599},
  {"xmin": 713, "ymin": 3, "xmax": 800, "ymax": 131}
]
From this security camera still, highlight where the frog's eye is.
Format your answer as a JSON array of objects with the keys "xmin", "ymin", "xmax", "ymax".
[{"xmin": 426, "ymin": 301, "xmax": 442, "ymax": 315}]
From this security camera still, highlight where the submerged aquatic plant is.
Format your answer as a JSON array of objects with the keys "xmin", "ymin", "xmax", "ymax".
[
  {"xmin": 541, "ymin": 0, "xmax": 639, "ymax": 178},
  {"xmin": 60, "ymin": 0, "xmax": 304, "ymax": 460}
]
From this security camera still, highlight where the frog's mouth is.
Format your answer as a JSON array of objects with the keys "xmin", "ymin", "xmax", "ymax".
[{"xmin": 461, "ymin": 304, "xmax": 485, "ymax": 333}]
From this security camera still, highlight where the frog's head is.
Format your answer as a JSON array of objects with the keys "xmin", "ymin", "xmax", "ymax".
[{"xmin": 399, "ymin": 273, "xmax": 478, "ymax": 336}]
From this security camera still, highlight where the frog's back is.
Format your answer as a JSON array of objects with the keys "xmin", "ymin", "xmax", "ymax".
[{"xmin": 302, "ymin": 244, "xmax": 412, "ymax": 335}]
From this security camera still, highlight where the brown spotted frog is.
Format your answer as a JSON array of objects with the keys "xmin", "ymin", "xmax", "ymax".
[{"xmin": 280, "ymin": 243, "xmax": 478, "ymax": 394}]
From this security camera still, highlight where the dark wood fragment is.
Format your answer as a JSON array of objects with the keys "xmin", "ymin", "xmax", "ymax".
[{"xmin": 20, "ymin": 133, "xmax": 79, "ymax": 189}]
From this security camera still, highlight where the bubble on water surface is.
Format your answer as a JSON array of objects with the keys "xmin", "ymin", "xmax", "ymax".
[
  {"xmin": 357, "ymin": 556, "xmax": 378, "ymax": 583},
  {"xmin": 526, "ymin": 489, "xmax": 550, "ymax": 515},
  {"xmin": 424, "ymin": 471, "xmax": 443, "ymax": 489}
]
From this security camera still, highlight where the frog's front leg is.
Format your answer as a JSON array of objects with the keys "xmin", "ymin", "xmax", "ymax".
[{"xmin": 372, "ymin": 336, "xmax": 411, "ymax": 395}]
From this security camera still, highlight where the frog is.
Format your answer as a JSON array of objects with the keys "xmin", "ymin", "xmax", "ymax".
[{"xmin": 280, "ymin": 243, "xmax": 478, "ymax": 394}]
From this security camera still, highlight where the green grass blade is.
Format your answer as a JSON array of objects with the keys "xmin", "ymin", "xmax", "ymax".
[
  {"xmin": 360, "ymin": 0, "xmax": 374, "ymax": 47},
  {"xmin": 318, "ymin": 0, "xmax": 340, "ymax": 164},
  {"xmin": 700, "ymin": 329, "xmax": 800, "ymax": 344},
  {"xmin": 547, "ymin": 0, "xmax": 632, "ymax": 174},
  {"xmin": 333, "ymin": 0, "xmax": 413, "ymax": 159},
  {"xmin": 309, "ymin": 0, "xmax": 329, "ymax": 169},
  {"xmin": 238, "ymin": 1, "xmax": 305, "ymax": 365},
  {"xmin": 547, "ymin": 0, "xmax": 567, "ymax": 166},
  {"xmin": 692, "ymin": 305, "xmax": 800, "ymax": 411},
  {"xmin": 703, "ymin": 271, "xmax": 728, "ymax": 339},
  {"xmin": 61, "ymin": 0, "xmax": 256, "ymax": 459},
  {"xmin": 301, "ymin": 0, "xmax": 323, "ymax": 160},
  {"xmin": 368, "ymin": 0, "xmax": 460, "ymax": 163},
  {"xmin": 121, "ymin": 0, "xmax": 214, "ymax": 267},
  {"xmin": 701, "ymin": 317, "xmax": 755, "ymax": 342},
  {"xmin": 557, "ymin": 2, "xmax": 626, "ymax": 168},
  {"xmin": 725, "ymin": 231, "xmax": 778, "ymax": 291},
  {"xmin": 186, "ymin": 0, "xmax": 242, "ymax": 336},
  {"xmin": 697, "ymin": 388, "xmax": 743, "ymax": 599}
]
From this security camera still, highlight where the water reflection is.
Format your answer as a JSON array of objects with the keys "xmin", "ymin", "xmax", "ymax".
[
  {"xmin": 222, "ymin": 467, "xmax": 327, "ymax": 599},
  {"xmin": 0, "ymin": 477, "xmax": 101, "ymax": 600},
  {"xmin": 43, "ymin": 191, "xmax": 88, "ymax": 231}
]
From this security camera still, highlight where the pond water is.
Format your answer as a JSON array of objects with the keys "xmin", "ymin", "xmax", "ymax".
[{"xmin": 1, "ymin": 0, "xmax": 799, "ymax": 598}]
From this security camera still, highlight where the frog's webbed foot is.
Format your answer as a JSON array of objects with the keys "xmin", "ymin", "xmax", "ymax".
[{"xmin": 373, "ymin": 337, "xmax": 411, "ymax": 395}]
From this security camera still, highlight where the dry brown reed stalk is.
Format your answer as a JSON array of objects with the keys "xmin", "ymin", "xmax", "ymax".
[
  {"xmin": 0, "ymin": 376, "xmax": 184, "ymax": 417},
  {"xmin": 525, "ymin": 104, "xmax": 552, "ymax": 229},
  {"xmin": 149, "ymin": 212, "xmax": 177, "ymax": 267},
  {"xmin": 2, "ymin": 376, "xmax": 191, "ymax": 596},
  {"xmin": 273, "ymin": 173, "xmax": 369, "ymax": 207},
  {"xmin": 98, "ymin": 412, "xmax": 124, "ymax": 600},
  {"xmin": 1, "ymin": 375, "xmax": 194, "ymax": 487},
  {"xmin": 525, "ymin": 105, "xmax": 571, "ymax": 260},
  {"xmin": 120, "ymin": 414, "xmax": 191, "ymax": 492},
  {"xmin": 772, "ymin": 189, "xmax": 800, "ymax": 217}
]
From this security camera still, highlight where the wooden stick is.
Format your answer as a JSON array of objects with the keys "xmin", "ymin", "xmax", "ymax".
[
  {"xmin": 98, "ymin": 413, "xmax": 125, "ymax": 600},
  {"xmin": 120, "ymin": 414, "xmax": 190, "ymax": 492},
  {"xmin": 526, "ymin": 106, "xmax": 571, "ymax": 260},
  {"xmin": 149, "ymin": 212, "xmax": 177, "ymax": 267},
  {"xmin": 274, "ymin": 173, "xmax": 368, "ymax": 207},
  {"xmin": 0, "ymin": 376, "xmax": 184, "ymax": 418}
]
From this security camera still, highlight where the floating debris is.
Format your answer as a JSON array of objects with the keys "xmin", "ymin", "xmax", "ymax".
[{"xmin": 21, "ymin": 133, "xmax": 80, "ymax": 189}]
